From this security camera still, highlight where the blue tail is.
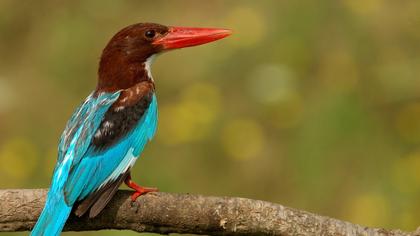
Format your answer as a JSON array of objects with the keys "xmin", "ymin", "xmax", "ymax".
[{"xmin": 31, "ymin": 191, "xmax": 72, "ymax": 236}]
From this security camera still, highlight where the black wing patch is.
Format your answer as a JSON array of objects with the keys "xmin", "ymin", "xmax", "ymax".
[{"xmin": 92, "ymin": 92, "xmax": 153, "ymax": 151}]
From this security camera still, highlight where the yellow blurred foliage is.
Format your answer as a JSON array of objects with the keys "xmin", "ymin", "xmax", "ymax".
[
  {"xmin": 398, "ymin": 212, "xmax": 417, "ymax": 232},
  {"xmin": 44, "ymin": 147, "xmax": 58, "ymax": 178},
  {"xmin": 224, "ymin": 6, "xmax": 266, "ymax": 47},
  {"xmin": 317, "ymin": 46, "xmax": 360, "ymax": 92},
  {"xmin": 347, "ymin": 192, "xmax": 390, "ymax": 227},
  {"xmin": 343, "ymin": 0, "xmax": 384, "ymax": 16},
  {"xmin": 395, "ymin": 103, "xmax": 420, "ymax": 144},
  {"xmin": 158, "ymin": 83, "xmax": 221, "ymax": 145},
  {"xmin": 270, "ymin": 94, "xmax": 304, "ymax": 129},
  {"xmin": 0, "ymin": 78, "xmax": 17, "ymax": 112},
  {"xmin": 221, "ymin": 119, "xmax": 265, "ymax": 160},
  {"xmin": 0, "ymin": 137, "xmax": 38, "ymax": 185},
  {"xmin": 248, "ymin": 64, "xmax": 298, "ymax": 104},
  {"xmin": 392, "ymin": 152, "xmax": 420, "ymax": 193}
]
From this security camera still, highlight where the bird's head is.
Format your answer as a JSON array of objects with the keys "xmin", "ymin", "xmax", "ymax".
[{"xmin": 97, "ymin": 23, "xmax": 231, "ymax": 92}]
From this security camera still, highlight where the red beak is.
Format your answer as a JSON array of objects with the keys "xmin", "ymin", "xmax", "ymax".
[{"xmin": 153, "ymin": 26, "xmax": 232, "ymax": 50}]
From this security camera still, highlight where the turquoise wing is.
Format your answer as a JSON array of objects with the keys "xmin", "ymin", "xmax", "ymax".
[
  {"xmin": 63, "ymin": 94, "xmax": 158, "ymax": 209},
  {"xmin": 32, "ymin": 91, "xmax": 122, "ymax": 235},
  {"xmin": 52, "ymin": 92, "xmax": 121, "ymax": 194}
]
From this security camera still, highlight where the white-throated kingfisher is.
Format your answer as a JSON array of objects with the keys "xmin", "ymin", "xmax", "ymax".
[{"xmin": 31, "ymin": 23, "xmax": 231, "ymax": 236}]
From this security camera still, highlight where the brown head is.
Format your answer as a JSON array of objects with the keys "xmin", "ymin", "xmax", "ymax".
[{"xmin": 97, "ymin": 23, "xmax": 231, "ymax": 92}]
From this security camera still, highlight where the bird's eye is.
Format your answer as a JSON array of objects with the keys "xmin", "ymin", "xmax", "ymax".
[{"xmin": 145, "ymin": 30, "xmax": 156, "ymax": 39}]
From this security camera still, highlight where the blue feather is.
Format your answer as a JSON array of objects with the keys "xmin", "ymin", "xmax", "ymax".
[
  {"xmin": 31, "ymin": 92, "xmax": 120, "ymax": 236},
  {"xmin": 30, "ymin": 161, "xmax": 73, "ymax": 236},
  {"xmin": 65, "ymin": 94, "xmax": 158, "ymax": 202},
  {"xmin": 31, "ymin": 92, "xmax": 158, "ymax": 236}
]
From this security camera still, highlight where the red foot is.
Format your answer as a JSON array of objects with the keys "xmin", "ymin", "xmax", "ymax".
[{"xmin": 124, "ymin": 174, "xmax": 158, "ymax": 201}]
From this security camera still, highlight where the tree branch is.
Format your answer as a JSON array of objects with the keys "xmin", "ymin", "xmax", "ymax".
[{"xmin": 0, "ymin": 189, "xmax": 418, "ymax": 235}]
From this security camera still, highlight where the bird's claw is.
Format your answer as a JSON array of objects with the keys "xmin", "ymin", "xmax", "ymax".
[
  {"xmin": 130, "ymin": 187, "xmax": 159, "ymax": 201},
  {"xmin": 124, "ymin": 174, "xmax": 158, "ymax": 202}
]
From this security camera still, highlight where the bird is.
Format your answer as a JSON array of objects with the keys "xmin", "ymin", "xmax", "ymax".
[{"xmin": 31, "ymin": 22, "xmax": 231, "ymax": 236}]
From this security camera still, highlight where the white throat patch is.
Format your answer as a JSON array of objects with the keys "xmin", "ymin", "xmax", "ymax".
[{"xmin": 144, "ymin": 55, "xmax": 156, "ymax": 81}]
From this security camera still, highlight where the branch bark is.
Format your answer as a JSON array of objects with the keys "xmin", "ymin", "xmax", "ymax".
[{"xmin": 0, "ymin": 189, "xmax": 418, "ymax": 235}]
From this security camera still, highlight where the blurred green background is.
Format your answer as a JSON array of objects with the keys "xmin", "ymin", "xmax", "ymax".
[{"xmin": 1, "ymin": 0, "xmax": 420, "ymax": 235}]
